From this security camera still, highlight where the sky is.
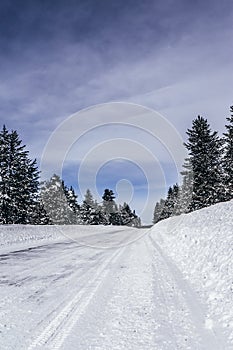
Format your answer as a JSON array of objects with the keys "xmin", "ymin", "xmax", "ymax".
[{"xmin": 0, "ymin": 0, "xmax": 233, "ymax": 223}]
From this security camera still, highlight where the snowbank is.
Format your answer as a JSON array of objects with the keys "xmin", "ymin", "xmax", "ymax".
[
  {"xmin": 151, "ymin": 200, "xmax": 233, "ymax": 344},
  {"xmin": 0, "ymin": 224, "xmax": 129, "ymax": 253}
]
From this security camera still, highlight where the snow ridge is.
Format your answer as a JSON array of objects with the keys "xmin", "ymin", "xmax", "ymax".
[
  {"xmin": 151, "ymin": 200, "xmax": 233, "ymax": 348},
  {"xmin": 28, "ymin": 246, "xmax": 125, "ymax": 349}
]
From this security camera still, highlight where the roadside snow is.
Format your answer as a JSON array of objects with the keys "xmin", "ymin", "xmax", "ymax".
[
  {"xmin": 151, "ymin": 200, "xmax": 233, "ymax": 347},
  {"xmin": 0, "ymin": 202, "xmax": 232, "ymax": 349},
  {"xmin": 0, "ymin": 225, "xmax": 130, "ymax": 254},
  {"xmin": 0, "ymin": 225, "xmax": 62, "ymax": 248}
]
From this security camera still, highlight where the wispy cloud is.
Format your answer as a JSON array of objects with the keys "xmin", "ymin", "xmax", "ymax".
[{"xmin": 0, "ymin": 0, "xmax": 232, "ymax": 223}]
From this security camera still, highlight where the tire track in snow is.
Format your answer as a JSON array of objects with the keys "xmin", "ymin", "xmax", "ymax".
[
  {"xmin": 28, "ymin": 246, "xmax": 125, "ymax": 350},
  {"xmin": 145, "ymin": 239, "xmax": 180, "ymax": 349},
  {"xmin": 0, "ymin": 240, "xmax": 106, "ymax": 344},
  {"xmin": 149, "ymin": 233, "xmax": 226, "ymax": 349},
  {"xmin": 31, "ymin": 249, "xmax": 107, "ymax": 331}
]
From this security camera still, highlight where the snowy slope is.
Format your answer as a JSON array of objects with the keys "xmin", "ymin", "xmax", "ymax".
[
  {"xmin": 0, "ymin": 202, "xmax": 232, "ymax": 349},
  {"xmin": 0, "ymin": 224, "xmax": 133, "ymax": 253},
  {"xmin": 151, "ymin": 200, "xmax": 233, "ymax": 347}
]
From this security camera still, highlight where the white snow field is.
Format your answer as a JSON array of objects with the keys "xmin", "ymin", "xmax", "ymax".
[{"xmin": 0, "ymin": 201, "xmax": 232, "ymax": 349}]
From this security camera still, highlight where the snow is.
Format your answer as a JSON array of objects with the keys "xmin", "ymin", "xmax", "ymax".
[
  {"xmin": 0, "ymin": 225, "xmax": 133, "ymax": 254},
  {"xmin": 0, "ymin": 200, "xmax": 232, "ymax": 349},
  {"xmin": 151, "ymin": 199, "xmax": 233, "ymax": 348}
]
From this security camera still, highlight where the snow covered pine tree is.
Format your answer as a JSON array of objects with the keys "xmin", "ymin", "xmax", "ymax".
[
  {"xmin": 153, "ymin": 199, "xmax": 166, "ymax": 224},
  {"xmin": 102, "ymin": 189, "xmax": 117, "ymax": 225},
  {"xmin": 184, "ymin": 116, "xmax": 224, "ymax": 211},
  {"xmin": 158, "ymin": 184, "xmax": 180, "ymax": 220},
  {"xmin": 119, "ymin": 202, "xmax": 139, "ymax": 226},
  {"xmin": 222, "ymin": 106, "xmax": 233, "ymax": 200},
  {"xmin": 40, "ymin": 174, "xmax": 80, "ymax": 224},
  {"xmin": 0, "ymin": 126, "xmax": 41, "ymax": 224},
  {"xmin": 177, "ymin": 158, "xmax": 193, "ymax": 214}
]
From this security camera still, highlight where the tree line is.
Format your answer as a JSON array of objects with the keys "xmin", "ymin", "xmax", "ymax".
[
  {"xmin": 0, "ymin": 126, "xmax": 140, "ymax": 226},
  {"xmin": 153, "ymin": 106, "xmax": 233, "ymax": 224},
  {"xmin": 41, "ymin": 176, "xmax": 141, "ymax": 226},
  {"xmin": 1, "ymin": 105, "xmax": 232, "ymax": 226}
]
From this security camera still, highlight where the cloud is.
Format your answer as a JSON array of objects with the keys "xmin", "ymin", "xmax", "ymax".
[{"xmin": 0, "ymin": 0, "xmax": 233, "ymax": 223}]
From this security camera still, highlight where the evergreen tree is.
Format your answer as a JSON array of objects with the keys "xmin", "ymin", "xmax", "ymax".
[
  {"xmin": 29, "ymin": 201, "xmax": 51, "ymax": 225},
  {"xmin": 102, "ymin": 189, "xmax": 115, "ymax": 203},
  {"xmin": 90, "ymin": 202, "xmax": 108, "ymax": 225},
  {"xmin": 80, "ymin": 189, "xmax": 97, "ymax": 225},
  {"xmin": 222, "ymin": 106, "xmax": 233, "ymax": 200},
  {"xmin": 0, "ymin": 126, "xmax": 11, "ymax": 223},
  {"xmin": 102, "ymin": 189, "xmax": 117, "ymax": 225},
  {"xmin": 80, "ymin": 189, "xmax": 141, "ymax": 226},
  {"xmin": 135, "ymin": 215, "xmax": 141, "ymax": 227},
  {"xmin": 153, "ymin": 199, "xmax": 165, "ymax": 224},
  {"xmin": 132, "ymin": 211, "xmax": 141, "ymax": 227},
  {"xmin": 120, "ymin": 202, "xmax": 138, "ymax": 226},
  {"xmin": 40, "ymin": 174, "xmax": 78, "ymax": 224},
  {"xmin": 64, "ymin": 185, "xmax": 81, "ymax": 222},
  {"xmin": 184, "ymin": 116, "xmax": 224, "ymax": 210},
  {"xmin": 176, "ymin": 158, "xmax": 193, "ymax": 214},
  {"xmin": 160, "ymin": 184, "xmax": 180, "ymax": 219},
  {"xmin": 153, "ymin": 184, "xmax": 180, "ymax": 224},
  {"xmin": 0, "ymin": 126, "xmax": 40, "ymax": 224}
]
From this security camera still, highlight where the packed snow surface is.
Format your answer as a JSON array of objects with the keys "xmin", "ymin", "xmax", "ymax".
[
  {"xmin": 151, "ymin": 200, "xmax": 233, "ymax": 348},
  {"xmin": 0, "ymin": 200, "xmax": 232, "ymax": 349}
]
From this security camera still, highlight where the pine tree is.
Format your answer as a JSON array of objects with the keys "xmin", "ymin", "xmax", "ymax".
[
  {"xmin": 222, "ymin": 106, "xmax": 233, "ymax": 200},
  {"xmin": 153, "ymin": 199, "xmax": 165, "ymax": 224},
  {"xmin": 40, "ymin": 174, "xmax": 78, "ymax": 224},
  {"xmin": 102, "ymin": 189, "xmax": 117, "ymax": 225},
  {"xmin": 29, "ymin": 201, "xmax": 51, "ymax": 225},
  {"xmin": 132, "ymin": 211, "xmax": 141, "ymax": 227},
  {"xmin": 0, "ymin": 126, "xmax": 11, "ymax": 223},
  {"xmin": 160, "ymin": 184, "xmax": 180, "ymax": 220},
  {"xmin": 90, "ymin": 202, "xmax": 108, "ymax": 225},
  {"xmin": 64, "ymin": 185, "xmax": 81, "ymax": 223},
  {"xmin": 0, "ymin": 126, "xmax": 40, "ymax": 224},
  {"xmin": 175, "ymin": 159, "xmax": 193, "ymax": 215},
  {"xmin": 153, "ymin": 184, "xmax": 180, "ymax": 224},
  {"xmin": 120, "ymin": 202, "xmax": 138, "ymax": 226},
  {"xmin": 80, "ymin": 189, "xmax": 97, "ymax": 225},
  {"xmin": 102, "ymin": 189, "xmax": 115, "ymax": 203},
  {"xmin": 184, "ymin": 116, "xmax": 224, "ymax": 210}
]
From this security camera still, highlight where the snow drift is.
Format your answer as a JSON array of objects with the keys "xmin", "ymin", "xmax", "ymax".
[
  {"xmin": 151, "ymin": 200, "xmax": 233, "ymax": 345},
  {"xmin": 0, "ymin": 224, "xmax": 134, "ymax": 253}
]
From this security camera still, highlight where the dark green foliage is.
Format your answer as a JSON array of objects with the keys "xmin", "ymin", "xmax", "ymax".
[
  {"xmin": 161, "ymin": 184, "xmax": 180, "ymax": 219},
  {"xmin": 29, "ymin": 201, "xmax": 51, "ymax": 225},
  {"xmin": 102, "ymin": 189, "xmax": 115, "ymax": 202},
  {"xmin": 80, "ymin": 189, "xmax": 107, "ymax": 225},
  {"xmin": 119, "ymin": 202, "xmax": 139, "ymax": 226},
  {"xmin": 100, "ymin": 189, "xmax": 140, "ymax": 226},
  {"xmin": 153, "ymin": 199, "xmax": 165, "ymax": 224},
  {"xmin": 152, "ymin": 114, "xmax": 229, "ymax": 224},
  {"xmin": 102, "ymin": 189, "xmax": 117, "ymax": 225},
  {"xmin": 0, "ymin": 126, "xmax": 40, "ymax": 224},
  {"xmin": 184, "ymin": 116, "xmax": 224, "ymax": 210},
  {"xmin": 222, "ymin": 106, "xmax": 233, "ymax": 200},
  {"xmin": 153, "ymin": 185, "xmax": 180, "ymax": 224},
  {"xmin": 80, "ymin": 189, "xmax": 95, "ymax": 224},
  {"xmin": 65, "ymin": 186, "xmax": 80, "ymax": 214}
]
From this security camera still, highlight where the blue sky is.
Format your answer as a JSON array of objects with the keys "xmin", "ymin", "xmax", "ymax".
[{"xmin": 0, "ymin": 0, "xmax": 233, "ymax": 223}]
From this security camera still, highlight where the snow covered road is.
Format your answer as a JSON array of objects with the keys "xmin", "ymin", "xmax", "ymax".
[{"xmin": 0, "ymin": 224, "xmax": 230, "ymax": 349}]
